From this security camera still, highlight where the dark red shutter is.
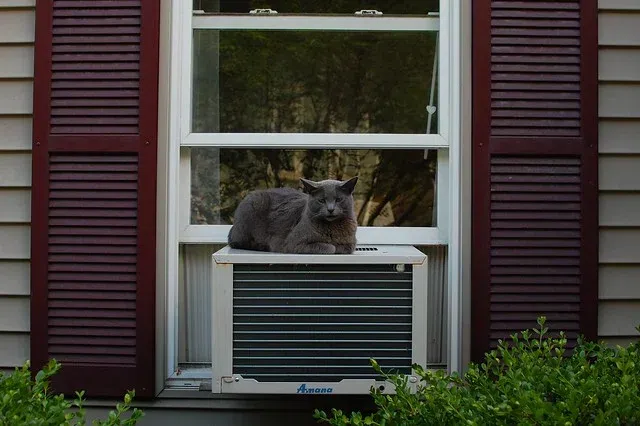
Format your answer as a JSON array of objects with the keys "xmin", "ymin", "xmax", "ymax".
[
  {"xmin": 31, "ymin": 0, "xmax": 159, "ymax": 398},
  {"xmin": 471, "ymin": 0, "xmax": 598, "ymax": 361}
]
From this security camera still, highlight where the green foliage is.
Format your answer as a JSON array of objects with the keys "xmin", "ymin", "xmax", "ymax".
[
  {"xmin": 315, "ymin": 317, "xmax": 640, "ymax": 426},
  {"xmin": 0, "ymin": 360, "xmax": 143, "ymax": 426}
]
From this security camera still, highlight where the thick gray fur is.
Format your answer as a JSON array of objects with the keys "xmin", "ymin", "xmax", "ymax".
[{"xmin": 227, "ymin": 177, "xmax": 358, "ymax": 254}]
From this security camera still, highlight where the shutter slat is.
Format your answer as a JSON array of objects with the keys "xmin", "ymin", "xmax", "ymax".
[
  {"xmin": 50, "ymin": 290, "xmax": 136, "ymax": 300},
  {"xmin": 50, "ymin": 283, "xmax": 137, "ymax": 291}
]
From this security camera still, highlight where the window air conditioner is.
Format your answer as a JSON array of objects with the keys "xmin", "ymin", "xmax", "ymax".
[{"xmin": 211, "ymin": 245, "xmax": 427, "ymax": 394}]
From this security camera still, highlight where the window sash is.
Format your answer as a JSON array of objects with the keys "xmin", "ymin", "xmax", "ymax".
[
  {"xmin": 192, "ymin": 14, "xmax": 440, "ymax": 31},
  {"xmin": 180, "ymin": 6, "xmax": 448, "ymax": 143},
  {"xmin": 178, "ymin": 148, "xmax": 449, "ymax": 245},
  {"xmin": 181, "ymin": 133, "xmax": 449, "ymax": 149}
]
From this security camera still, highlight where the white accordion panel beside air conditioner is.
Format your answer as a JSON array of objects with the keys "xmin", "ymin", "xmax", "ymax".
[{"xmin": 211, "ymin": 245, "xmax": 428, "ymax": 394}]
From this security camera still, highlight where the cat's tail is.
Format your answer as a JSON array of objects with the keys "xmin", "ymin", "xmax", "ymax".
[
  {"xmin": 227, "ymin": 225, "xmax": 249, "ymax": 249},
  {"xmin": 227, "ymin": 226, "xmax": 238, "ymax": 247}
]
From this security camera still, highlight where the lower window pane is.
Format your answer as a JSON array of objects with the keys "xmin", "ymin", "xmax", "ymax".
[{"xmin": 190, "ymin": 148, "xmax": 437, "ymax": 227}]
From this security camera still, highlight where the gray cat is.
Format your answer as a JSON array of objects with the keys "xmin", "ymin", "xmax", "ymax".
[{"xmin": 227, "ymin": 177, "xmax": 358, "ymax": 254}]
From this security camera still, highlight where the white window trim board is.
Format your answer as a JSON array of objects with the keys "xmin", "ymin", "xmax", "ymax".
[{"xmin": 166, "ymin": 0, "xmax": 463, "ymax": 381}]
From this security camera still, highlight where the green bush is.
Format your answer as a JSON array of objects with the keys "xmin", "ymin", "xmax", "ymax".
[
  {"xmin": 0, "ymin": 359, "xmax": 143, "ymax": 426},
  {"xmin": 314, "ymin": 317, "xmax": 640, "ymax": 426}
]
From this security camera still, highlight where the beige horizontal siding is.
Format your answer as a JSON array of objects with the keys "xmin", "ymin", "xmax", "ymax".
[
  {"xmin": 599, "ymin": 0, "xmax": 640, "ymax": 10},
  {"xmin": 0, "ymin": 189, "xmax": 29, "ymax": 222},
  {"xmin": 0, "ymin": 45, "xmax": 33, "ymax": 78},
  {"xmin": 0, "ymin": 1, "xmax": 35, "ymax": 6},
  {"xmin": 599, "ymin": 120, "xmax": 640, "ymax": 154},
  {"xmin": 600, "ymin": 12, "xmax": 640, "ymax": 46},
  {"xmin": 599, "ymin": 155, "xmax": 640, "ymax": 190},
  {"xmin": 601, "ymin": 337, "xmax": 640, "ymax": 348},
  {"xmin": 0, "ymin": 225, "xmax": 29, "ymax": 259},
  {"xmin": 0, "ymin": 333, "xmax": 28, "ymax": 368},
  {"xmin": 599, "ymin": 301, "xmax": 640, "ymax": 336},
  {"xmin": 599, "ymin": 84, "xmax": 640, "ymax": 118},
  {"xmin": 0, "ymin": 152, "xmax": 30, "ymax": 187},
  {"xmin": 0, "ymin": 3, "xmax": 33, "ymax": 370},
  {"xmin": 600, "ymin": 265, "xmax": 640, "ymax": 299},
  {"xmin": 0, "ymin": 297, "xmax": 29, "ymax": 332},
  {"xmin": 0, "ymin": 80, "xmax": 32, "ymax": 115},
  {"xmin": 599, "ymin": 49, "xmax": 640, "ymax": 81},
  {"xmin": 600, "ymin": 193, "xmax": 640, "ymax": 226},
  {"xmin": 0, "ymin": 9, "xmax": 33, "ymax": 43},
  {"xmin": 0, "ymin": 117, "xmax": 31, "ymax": 150},
  {"xmin": 600, "ymin": 229, "xmax": 640, "ymax": 263},
  {"xmin": 0, "ymin": 260, "xmax": 29, "ymax": 296}
]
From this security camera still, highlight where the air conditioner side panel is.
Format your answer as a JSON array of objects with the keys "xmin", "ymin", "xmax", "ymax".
[
  {"xmin": 212, "ymin": 258, "xmax": 233, "ymax": 393},
  {"xmin": 412, "ymin": 260, "xmax": 429, "ymax": 369}
]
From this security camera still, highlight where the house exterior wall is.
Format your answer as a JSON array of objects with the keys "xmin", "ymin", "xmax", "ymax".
[
  {"xmin": 0, "ymin": 0, "xmax": 34, "ymax": 371},
  {"xmin": 598, "ymin": 0, "xmax": 640, "ymax": 345},
  {"xmin": 0, "ymin": 0, "xmax": 635, "ymax": 422}
]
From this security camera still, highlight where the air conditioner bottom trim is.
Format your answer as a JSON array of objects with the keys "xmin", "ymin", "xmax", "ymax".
[{"xmin": 215, "ymin": 376, "xmax": 419, "ymax": 394}]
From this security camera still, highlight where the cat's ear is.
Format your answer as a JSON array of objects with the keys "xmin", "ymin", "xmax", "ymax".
[
  {"xmin": 340, "ymin": 176, "xmax": 358, "ymax": 194},
  {"xmin": 300, "ymin": 178, "xmax": 320, "ymax": 194}
]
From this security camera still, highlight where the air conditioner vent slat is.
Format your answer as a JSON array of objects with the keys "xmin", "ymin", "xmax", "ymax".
[
  {"xmin": 233, "ymin": 314, "xmax": 412, "ymax": 320},
  {"xmin": 245, "ymin": 374, "xmax": 387, "ymax": 381},
  {"xmin": 234, "ymin": 356, "xmax": 412, "ymax": 361},
  {"xmin": 234, "ymin": 322, "xmax": 411, "ymax": 327},
  {"xmin": 234, "ymin": 324, "xmax": 411, "ymax": 332},
  {"xmin": 235, "ymin": 340, "xmax": 410, "ymax": 348}
]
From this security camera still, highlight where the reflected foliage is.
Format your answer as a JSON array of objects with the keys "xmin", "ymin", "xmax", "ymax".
[
  {"xmin": 191, "ymin": 148, "xmax": 436, "ymax": 227},
  {"xmin": 193, "ymin": 30, "xmax": 438, "ymax": 134}
]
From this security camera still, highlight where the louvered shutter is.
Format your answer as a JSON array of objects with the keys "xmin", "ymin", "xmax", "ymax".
[
  {"xmin": 31, "ymin": 0, "xmax": 159, "ymax": 397},
  {"xmin": 471, "ymin": 0, "xmax": 598, "ymax": 361}
]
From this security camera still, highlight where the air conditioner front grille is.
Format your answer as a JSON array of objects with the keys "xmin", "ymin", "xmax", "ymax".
[{"xmin": 232, "ymin": 263, "xmax": 413, "ymax": 382}]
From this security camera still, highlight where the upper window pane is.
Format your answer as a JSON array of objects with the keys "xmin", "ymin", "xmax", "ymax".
[
  {"xmin": 193, "ymin": 0, "xmax": 438, "ymax": 15},
  {"xmin": 192, "ymin": 30, "xmax": 439, "ymax": 134}
]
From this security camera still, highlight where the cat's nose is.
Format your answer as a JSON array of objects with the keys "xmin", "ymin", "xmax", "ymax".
[{"xmin": 327, "ymin": 204, "xmax": 335, "ymax": 213}]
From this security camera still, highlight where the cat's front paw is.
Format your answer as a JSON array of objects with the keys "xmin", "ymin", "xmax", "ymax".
[
  {"xmin": 295, "ymin": 243, "xmax": 336, "ymax": 254},
  {"xmin": 335, "ymin": 243, "xmax": 356, "ymax": 254},
  {"xmin": 312, "ymin": 243, "xmax": 336, "ymax": 254}
]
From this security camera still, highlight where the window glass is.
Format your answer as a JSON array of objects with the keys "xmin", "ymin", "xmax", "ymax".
[
  {"xmin": 192, "ymin": 30, "xmax": 439, "ymax": 134},
  {"xmin": 190, "ymin": 148, "xmax": 437, "ymax": 227},
  {"xmin": 193, "ymin": 0, "xmax": 438, "ymax": 15}
]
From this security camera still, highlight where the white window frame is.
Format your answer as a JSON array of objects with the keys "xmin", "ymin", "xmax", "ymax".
[{"xmin": 166, "ymin": 0, "xmax": 463, "ymax": 384}]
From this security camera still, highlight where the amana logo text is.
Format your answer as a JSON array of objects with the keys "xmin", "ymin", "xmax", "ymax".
[{"xmin": 296, "ymin": 384, "xmax": 334, "ymax": 394}]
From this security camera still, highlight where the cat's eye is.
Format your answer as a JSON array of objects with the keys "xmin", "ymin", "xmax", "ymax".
[
  {"xmin": 336, "ymin": 198, "xmax": 343, "ymax": 202},
  {"xmin": 318, "ymin": 198, "xmax": 326, "ymax": 203}
]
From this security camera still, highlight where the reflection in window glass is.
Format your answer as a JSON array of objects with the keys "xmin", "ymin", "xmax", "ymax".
[
  {"xmin": 190, "ymin": 148, "xmax": 437, "ymax": 227},
  {"xmin": 192, "ymin": 30, "xmax": 438, "ymax": 134},
  {"xmin": 193, "ymin": 0, "xmax": 438, "ymax": 14}
]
